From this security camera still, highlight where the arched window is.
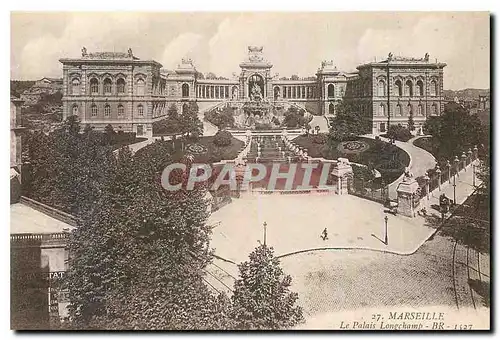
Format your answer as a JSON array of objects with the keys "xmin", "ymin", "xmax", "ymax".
[
  {"xmin": 90, "ymin": 78, "xmax": 99, "ymax": 95},
  {"xmin": 329, "ymin": 103, "xmax": 335, "ymax": 115},
  {"xmin": 430, "ymin": 80, "xmax": 438, "ymax": 96},
  {"xmin": 379, "ymin": 103, "xmax": 385, "ymax": 116},
  {"xmin": 327, "ymin": 84, "xmax": 335, "ymax": 98},
  {"xmin": 407, "ymin": 104, "xmax": 412, "ymax": 115},
  {"xmin": 117, "ymin": 78, "xmax": 126, "ymax": 94},
  {"xmin": 274, "ymin": 87, "xmax": 280, "ymax": 100},
  {"xmin": 104, "ymin": 104, "xmax": 111, "ymax": 117},
  {"xmin": 416, "ymin": 80, "xmax": 424, "ymax": 96},
  {"xmin": 394, "ymin": 80, "xmax": 402, "ymax": 97},
  {"xmin": 104, "ymin": 78, "xmax": 112, "ymax": 94},
  {"xmin": 91, "ymin": 104, "xmax": 98, "ymax": 116},
  {"xmin": 182, "ymin": 83, "xmax": 189, "ymax": 97},
  {"xmin": 396, "ymin": 104, "xmax": 402, "ymax": 116},
  {"xmin": 136, "ymin": 79, "xmax": 145, "ymax": 96},
  {"xmin": 182, "ymin": 103, "xmax": 188, "ymax": 114},
  {"xmin": 432, "ymin": 103, "xmax": 438, "ymax": 115},
  {"xmin": 71, "ymin": 78, "xmax": 80, "ymax": 95},
  {"xmin": 72, "ymin": 104, "xmax": 78, "ymax": 116},
  {"xmin": 137, "ymin": 104, "xmax": 144, "ymax": 116},
  {"xmin": 117, "ymin": 104, "xmax": 124, "ymax": 116},
  {"xmin": 404, "ymin": 80, "xmax": 413, "ymax": 97},
  {"xmin": 377, "ymin": 80, "xmax": 386, "ymax": 96},
  {"xmin": 418, "ymin": 104, "xmax": 423, "ymax": 116}
]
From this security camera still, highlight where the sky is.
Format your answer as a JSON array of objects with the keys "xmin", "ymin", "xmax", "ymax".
[{"xmin": 10, "ymin": 12, "xmax": 490, "ymax": 90}]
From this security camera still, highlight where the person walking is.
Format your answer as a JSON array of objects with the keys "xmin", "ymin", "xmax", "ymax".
[{"xmin": 321, "ymin": 228, "xmax": 328, "ymax": 241}]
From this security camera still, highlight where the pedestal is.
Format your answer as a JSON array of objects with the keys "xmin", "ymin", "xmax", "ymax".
[
  {"xmin": 397, "ymin": 178, "xmax": 420, "ymax": 218},
  {"xmin": 331, "ymin": 158, "xmax": 353, "ymax": 195}
]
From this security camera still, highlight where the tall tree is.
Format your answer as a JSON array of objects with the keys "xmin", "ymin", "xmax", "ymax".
[
  {"xmin": 328, "ymin": 100, "xmax": 370, "ymax": 141},
  {"xmin": 231, "ymin": 245, "xmax": 304, "ymax": 330},
  {"xmin": 180, "ymin": 101, "xmax": 203, "ymax": 139},
  {"xmin": 424, "ymin": 102, "xmax": 486, "ymax": 161},
  {"xmin": 65, "ymin": 144, "xmax": 228, "ymax": 329},
  {"xmin": 407, "ymin": 110, "xmax": 415, "ymax": 131}
]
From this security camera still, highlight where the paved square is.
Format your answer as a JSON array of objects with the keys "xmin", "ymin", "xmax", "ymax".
[{"xmin": 208, "ymin": 193, "xmax": 435, "ymax": 263}]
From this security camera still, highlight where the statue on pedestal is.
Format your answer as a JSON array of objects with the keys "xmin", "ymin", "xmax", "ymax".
[
  {"xmin": 250, "ymin": 83, "xmax": 263, "ymax": 102},
  {"xmin": 81, "ymin": 47, "xmax": 88, "ymax": 57}
]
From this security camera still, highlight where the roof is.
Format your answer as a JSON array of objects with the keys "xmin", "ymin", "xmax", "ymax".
[
  {"xmin": 59, "ymin": 49, "xmax": 162, "ymax": 68},
  {"xmin": 357, "ymin": 54, "xmax": 447, "ymax": 69},
  {"xmin": 84, "ymin": 51, "xmax": 140, "ymax": 60},
  {"xmin": 38, "ymin": 77, "xmax": 63, "ymax": 83},
  {"xmin": 10, "ymin": 202, "xmax": 75, "ymax": 234}
]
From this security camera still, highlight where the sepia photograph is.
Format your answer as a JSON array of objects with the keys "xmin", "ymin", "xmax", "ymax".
[{"xmin": 9, "ymin": 11, "xmax": 491, "ymax": 330}]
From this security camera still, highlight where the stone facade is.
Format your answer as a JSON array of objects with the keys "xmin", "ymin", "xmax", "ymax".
[{"xmin": 60, "ymin": 47, "xmax": 446, "ymax": 136}]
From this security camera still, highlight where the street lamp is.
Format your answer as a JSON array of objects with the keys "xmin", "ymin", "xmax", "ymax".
[
  {"xmin": 467, "ymin": 148, "xmax": 473, "ymax": 167},
  {"xmin": 473, "ymin": 159, "xmax": 479, "ymax": 187},
  {"xmin": 435, "ymin": 165, "xmax": 442, "ymax": 191},
  {"xmin": 453, "ymin": 172, "xmax": 457, "ymax": 206},
  {"xmin": 263, "ymin": 221, "xmax": 267, "ymax": 246},
  {"xmin": 384, "ymin": 215, "xmax": 389, "ymax": 245},
  {"xmin": 454, "ymin": 156, "xmax": 460, "ymax": 178},
  {"xmin": 461, "ymin": 152, "xmax": 467, "ymax": 172},
  {"xmin": 446, "ymin": 160, "xmax": 451, "ymax": 184},
  {"xmin": 424, "ymin": 171, "xmax": 430, "ymax": 200},
  {"xmin": 474, "ymin": 145, "xmax": 479, "ymax": 160}
]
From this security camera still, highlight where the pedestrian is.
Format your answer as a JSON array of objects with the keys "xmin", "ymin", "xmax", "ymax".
[{"xmin": 321, "ymin": 228, "xmax": 328, "ymax": 241}]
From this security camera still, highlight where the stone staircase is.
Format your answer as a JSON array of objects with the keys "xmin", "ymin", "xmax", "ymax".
[{"xmin": 245, "ymin": 135, "xmax": 301, "ymax": 163}]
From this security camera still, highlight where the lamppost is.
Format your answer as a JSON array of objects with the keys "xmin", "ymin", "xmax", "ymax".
[
  {"xmin": 473, "ymin": 159, "xmax": 479, "ymax": 187},
  {"xmin": 454, "ymin": 156, "xmax": 460, "ymax": 178},
  {"xmin": 384, "ymin": 215, "xmax": 388, "ymax": 245},
  {"xmin": 446, "ymin": 160, "xmax": 451, "ymax": 184},
  {"xmin": 436, "ymin": 165, "xmax": 442, "ymax": 191},
  {"xmin": 424, "ymin": 171, "xmax": 430, "ymax": 200},
  {"xmin": 453, "ymin": 171, "xmax": 457, "ymax": 206},
  {"xmin": 461, "ymin": 152, "xmax": 467, "ymax": 172},
  {"xmin": 467, "ymin": 148, "xmax": 473, "ymax": 167},
  {"xmin": 263, "ymin": 221, "xmax": 267, "ymax": 246},
  {"xmin": 473, "ymin": 145, "xmax": 478, "ymax": 160}
]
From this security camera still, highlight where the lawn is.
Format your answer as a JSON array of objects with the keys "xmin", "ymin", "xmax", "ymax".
[
  {"xmin": 195, "ymin": 136, "xmax": 245, "ymax": 163},
  {"xmin": 413, "ymin": 137, "xmax": 439, "ymax": 157},
  {"xmin": 110, "ymin": 137, "xmax": 148, "ymax": 151},
  {"xmin": 147, "ymin": 136, "xmax": 245, "ymax": 164},
  {"xmin": 293, "ymin": 134, "xmax": 410, "ymax": 184}
]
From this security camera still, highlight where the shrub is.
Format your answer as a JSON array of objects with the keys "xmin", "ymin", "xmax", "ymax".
[
  {"xmin": 312, "ymin": 133, "xmax": 328, "ymax": 144},
  {"xmin": 386, "ymin": 124, "xmax": 412, "ymax": 142},
  {"xmin": 213, "ymin": 130, "xmax": 232, "ymax": 147}
]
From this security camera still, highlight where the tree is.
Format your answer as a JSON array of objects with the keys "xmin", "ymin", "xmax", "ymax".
[
  {"xmin": 23, "ymin": 116, "xmax": 114, "ymax": 217},
  {"xmin": 180, "ymin": 101, "xmax": 203, "ymax": 139},
  {"xmin": 206, "ymin": 72, "xmax": 217, "ymax": 80},
  {"xmin": 328, "ymin": 100, "xmax": 370, "ymax": 141},
  {"xmin": 407, "ymin": 110, "xmax": 415, "ymax": 131},
  {"xmin": 424, "ymin": 102, "xmax": 486, "ymax": 161},
  {"xmin": 231, "ymin": 245, "xmax": 304, "ymax": 330},
  {"xmin": 386, "ymin": 124, "xmax": 412, "ymax": 142},
  {"xmin": 65, "ymin": 145, "xmax": 228, "ymax": 329}
]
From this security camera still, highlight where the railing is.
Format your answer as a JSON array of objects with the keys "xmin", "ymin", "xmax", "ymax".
[
  {"xmin": 252, "ymin": 187, "xmax": 336, "ymax": 195},
  {"xmin": 11, "ymin": 232, "xmax": 69, "ymax": 247}
]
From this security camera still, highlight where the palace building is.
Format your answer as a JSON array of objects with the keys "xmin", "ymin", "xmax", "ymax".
[{"xmin": 59, "ymin": 46, "xmax": 446, "ymax": 136}]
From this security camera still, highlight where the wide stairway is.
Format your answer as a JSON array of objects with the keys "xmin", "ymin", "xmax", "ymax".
[{"xmin": 245, "ymin": 135, "xmax": 300, "ymax": 163}]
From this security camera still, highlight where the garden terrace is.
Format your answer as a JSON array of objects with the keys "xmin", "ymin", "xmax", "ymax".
[
  {"xmin": 138, "ymin": 136, "xmax": 245, "ymax": 164},
  {"xmin": 293, "ymin": 135, "xmax": 410, "ymax": 185}
]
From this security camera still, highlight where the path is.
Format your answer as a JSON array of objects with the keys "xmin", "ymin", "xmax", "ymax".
[
  {"xmin": 309, "ymin": 115, "xmax": 329, "ymax": 133},
  {"xmin": 363, "ymin": 134, "xmax": 436, "ymax": 199}
]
